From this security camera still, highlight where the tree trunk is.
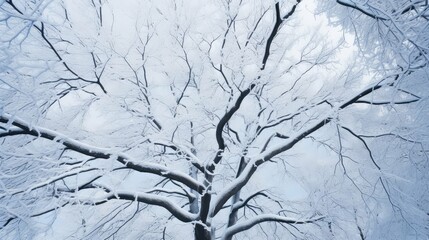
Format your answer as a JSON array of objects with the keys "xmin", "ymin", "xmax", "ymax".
[
  {"xmin": 224, "ymin": 157, "xmax": 247, "ymax": 240},
  {"xmin": 194, "ymin": 223, "xmax": 212, "ymax": 240}
]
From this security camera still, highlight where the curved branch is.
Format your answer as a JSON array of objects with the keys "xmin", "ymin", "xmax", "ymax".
[
  {"xmin": 0, "ymin": 113, "xmax": 205, "ymax": 193},
  {"xmin": 354, "ymin": 99, "xmax": 419, "ymax": 105},
  {"xmin": 153, "ymin": 141, "xmax": 204, "ymax": 173},
  {"xmin": 0, "ymin": 128, "xmax": 26, "ymax": 137},
  {"xmin": 336, "ymin": 0, "xmax": 388, "ymax": 20},
  {"xmin": 340, "ymin": 126, "xmax": 381, "ymax": 170},
  {"xmin": 209, "ymin": 1, "xmax": 303, "ymax": 172},
  {"xmin": 83, "ymin": 191, "xmax": 198, "ymax": 222},
  {"xmin": 232, "ymin": 190, "xmax": 282, "ymax": 213},
  {"xmin": 211, "ymin": 77, "xmax": 398, "ymax": 216},
  {"xmin": 1, "ymin": 202, "xmax": 70, "ymax": 230},
  {"xmin": 4, "ymin": 167, "xmax": 100, "ymax": 197},
  {"xmin": 222, "ymin": 214, "xmax": 324, "ymax": 240},
  {"xmin": 212, "ymin": 84, "xmax": 254, "ymax": 162},
  {"xmin": 145, "ymin": 187, "xmax": 195, "ymax": 199}
]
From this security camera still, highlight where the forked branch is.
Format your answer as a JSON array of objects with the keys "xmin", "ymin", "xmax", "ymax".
[
  {"xmin": 0, "ymin": 113, "xmax": 205, "ymax": 193},
  {"xmin": 222, "ymin": 214, "xmax": 324, "ymax": 240}
]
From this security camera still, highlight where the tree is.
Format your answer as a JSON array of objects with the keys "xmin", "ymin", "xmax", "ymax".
[{"xmin": 0, "ymin": 0, "xmax": 428, "ymax": 239}]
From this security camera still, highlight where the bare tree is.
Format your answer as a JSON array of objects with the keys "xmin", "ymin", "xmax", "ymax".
[{"xmin": 0, "ymin": 0, "xmax": 428, "ymax": 239}]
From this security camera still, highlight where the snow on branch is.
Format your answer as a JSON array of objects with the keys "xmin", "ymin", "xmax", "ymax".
[
  {"xmin": 153, "ymin": 140, "xmax": 204, "ymax": 172},
  {"xmin": 2, "ymin": 167, "xmax": 100, "ymax": 197},
  {"xmin": 211, "ymin": 77, "xmax": 398, "ymax": 216},
  {"xmin": 0, "ymin": 113, "xmax": 205, "ymax": 193},
  {"xmin": 77, "ymin": 190, "xmax": 198, "ymax": 222},
  {"xmin": 336, "ymin": 0, "xmax": 389, "ymax": 20},
  {"xmin": 221, "ymin": 214, "xmax": 324, "ymax": 240},
  {"xmin": 354, "ymin": 99, "xmax": 420, "ymax": 105}
]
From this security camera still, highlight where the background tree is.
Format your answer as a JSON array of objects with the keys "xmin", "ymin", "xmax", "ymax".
[{"xmin": 0, "ymin": 0, "xmax": 428, "ymax": 239}]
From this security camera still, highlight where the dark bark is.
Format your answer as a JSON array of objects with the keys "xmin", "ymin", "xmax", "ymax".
[{"xmin": 194, "ymin": 222, "xmax": 212, "ymax": 240}]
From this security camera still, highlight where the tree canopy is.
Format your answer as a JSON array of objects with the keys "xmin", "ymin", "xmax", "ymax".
[{"xmin": 0, "ymin": 0, "xmax": 428, "ymax": 239}]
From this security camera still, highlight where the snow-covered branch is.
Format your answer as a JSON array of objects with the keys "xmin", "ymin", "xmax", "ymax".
[
  {"xmin": 0, "ymin": 113, "xmax": 205, "ymax": 193},
  {"xmin": 1, "ymin": 0, "xmax": 427, "ymax": 238},
  {"xmin": 211, "ymin": 78, "xmax": 397, "ymax": 216},
  {"xmin": 77, "ymin": 190, "xmax": 198, "ymax": 222},
  {"xmin": 153, "ymin": 140, "xmax": 204, "ymax": 172},
  {"xmin": 3, "ymin": 167, "xmax": 100, "ymax": 197},
  {"xmin": 222, "ymin": 214, "xmax": 324, "ymax": 240}
]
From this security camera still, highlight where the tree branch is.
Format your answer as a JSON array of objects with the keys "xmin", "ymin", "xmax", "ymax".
[
  {"xmin": 4, "ymin": 167, "xmax": 100, "ymax": 197},
  {"xmin": 340, "ymin": 126, "xmax": 381, "ymax": 170},
  {"xmin": 153, "ymin": 141, "xmax": 204, "ymax": 173},
  {"xmin": 85, "ymin": 190, "xmax": 198, "ymax": 222},
  {"xmin": 354, "ymin": 99, "xmax": 419, "ymax": 105},
  {"xmin": 336, "ymin": 0, "xmax": 388, "ymax": 20},
  {"xmin": 222, "ymin": 214, "xmax": 324, "ymax": 240},
  {"xmin": 211, "ymin": 77, "xmax": 398, "ymax": 216},
  {"xmin": 5, "ymin": 1, "xmax": 108, "ymax": 93},
  {"xmin": 0, "ymin": 113, "xmax": 205, "ymax": 193}
]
